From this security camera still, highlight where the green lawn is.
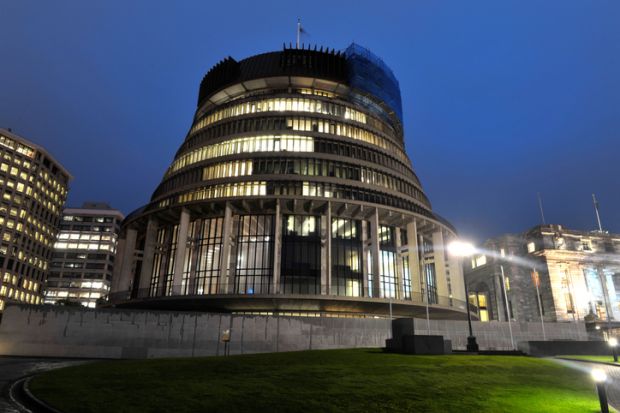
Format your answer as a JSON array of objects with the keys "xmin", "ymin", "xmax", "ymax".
[
  {"xmin": 30, "ymin": 349, "xmax": 603, "ymax": 413},
  {"xmin": 558, "ymin": 355, "xmax": 620, "ymax": 364}
]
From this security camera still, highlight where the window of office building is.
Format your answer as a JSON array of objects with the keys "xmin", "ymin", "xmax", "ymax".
[
  {"xmin": 234, "ymin": 215, "xmax": 274, "ymax": 294},
  {"xmin": 331, "ymin": 218, "xmax": 362, "ymax": 297},
  {"xmin": 280, "ymin": 215, "xmax": 321, "ymax": 294}
]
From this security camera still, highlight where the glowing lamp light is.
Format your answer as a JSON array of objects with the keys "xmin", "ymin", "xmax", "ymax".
[
  {"xmin": 447, "ymin": 241, "xmax": 476, "ymax": 257},
  {"xmin": 592, "ymin": 369, "xmax": 607, "ymax": 383},
  {"xmin": 609, "ymin": 338, "xmax": 618, "ymax": 347}
]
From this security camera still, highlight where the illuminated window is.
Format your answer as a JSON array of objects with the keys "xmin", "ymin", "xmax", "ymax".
[
  {"xmin": 167, "ymin": 136, "xmax": 314, "ymax": 175},
  {"xmin": 176, "ymin": 182, "xmax": 266, "ymax": 205},
  {"xmin": 190, "ymin": 96, "xmax": 373, "ymax": 135},
  {"xmin": 527, "ymin": 242, "xmax": 536, "ymax": 253},
  {"xmin": 202, "ymin": 160, "xmax": 253, "ymax": 181}
]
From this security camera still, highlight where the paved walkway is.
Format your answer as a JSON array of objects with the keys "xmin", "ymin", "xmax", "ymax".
[
  {"xmin": 0, "ymin": 357, "xmax": 88, "ymax": 412},
  {"xmin": 555, "ymin": 358, "xmax": 620, "ymax": 412}
]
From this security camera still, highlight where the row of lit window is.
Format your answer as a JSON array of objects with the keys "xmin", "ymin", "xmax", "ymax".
[
  {"xmin": 45, "ymin": 290, "xmax": 102, "ymax": 299},
  {"xmin": 1, "ymin": 209, "xmax": 55, "ymax": 238},
  {"xmin": 202, "ymin": 160, "xmax": 253, "ymax": 181},
  {"xmin": 38, "ymin": 169, "xmax": 68, "ymax": 197},
  {"xmin": 198, "ymin": 158, "xmax": 417, "ymax": 199},
  {"xmin": 167, "ymin": 135, "xmax": 314, "ymax": 175},
  {"xmin": 53, "ymin": 241, "xmax": 116, "ymax": 252},
  {"xmin": 161, "ymin": 180, "xmax": 431, "ymax": 220},
  {"xmin": 35, "ymin": 178, "xmax": 65, "ymax": 205},
  {"xmin": 57, "ymin": 232, "xmax": 116, "ymax": 242},
  {"xmin": 0, "ymin": 287, "xmax": 40, "ymax": 304},
  {"xmin": 0, "ymin": 152, "xmax": 32, "ymax": 170},
  {"xmin": 175, "ymin": 181, "xmax": 267, "ymax": 205},
  {"xmin": 285, "ymin": 117, "xmax": 407, "ymax": 164},
  {"xmin": 2, "ymin": 223, "xmax": 54, "ymax": 249},
  {"xmin": 190, "ymin": 97, "xmax": 373, "ymax": 135},
  {"xmin": 0, "ymin": 196, "xmax": 59, "ymax": 239},
  {"xmin": 0, "ymin": 135, "xmax": 35, "ymax": 158},
  {"xmin": 1, "ymin": 272, "xmax": 39, "ymax": 291}
]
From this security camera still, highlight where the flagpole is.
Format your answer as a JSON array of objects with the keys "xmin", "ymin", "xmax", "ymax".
[
  {"xmin": 537, "ymin": 192, "xmax": 546, "ymax": 225},
  {"xmin": 296, "ymin": 19, "xmax": 301, "ymax": 48},
  {"xmin": 592, "ymin": 194, "xmax": 603, "ymax": 232}
]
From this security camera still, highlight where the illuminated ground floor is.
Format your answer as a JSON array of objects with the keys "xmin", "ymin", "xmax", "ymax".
[{"xmin": 110, "ymin": 198, "xmax": 467, "ymax": 318}]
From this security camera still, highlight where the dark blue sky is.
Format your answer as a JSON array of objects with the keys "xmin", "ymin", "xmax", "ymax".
[{"xmin": 1, "ymin": 1, "xmax": 619, "ymax": 242}]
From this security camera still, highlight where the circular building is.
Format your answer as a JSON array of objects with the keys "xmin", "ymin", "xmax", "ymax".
[{"xmin": 109, "ymin": 44, "xmax": 467, "ymax": 319}]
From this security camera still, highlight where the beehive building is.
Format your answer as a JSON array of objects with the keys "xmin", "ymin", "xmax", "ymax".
[{"xmin": 110, "ymin": 44, "xmax": 466, "ymax": 318}]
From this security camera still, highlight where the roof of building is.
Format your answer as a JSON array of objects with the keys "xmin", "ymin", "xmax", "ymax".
[
  {"xmin": 0, "ymin": 128, "xmax": 73, "ymax": 180},
  {"xmin": 196, "ymin": 43, "xmax": 403, "ymax": 124}
]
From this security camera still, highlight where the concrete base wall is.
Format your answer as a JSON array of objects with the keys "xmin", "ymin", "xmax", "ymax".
[
  {"xmin": 0, "ymin": 305, "xmax": 592, "ymax": 359},
  {"xmin": 519, "ymin": 340, "xmax": 611, "ymax": 356},
  {"xmin": 414, "ymin": 318, "xmax": 589, "ymax": 351},
  {"xmin": 0, "ymin": 305, "xmax": 391, "ymax": 359}
]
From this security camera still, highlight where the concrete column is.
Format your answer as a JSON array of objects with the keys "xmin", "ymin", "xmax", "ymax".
[
  {"xmin": 138, "ymin": 218, "xmax": 159, "ymax": 295},
  {"xmin": 219, "ymin": 203, "xmax": 233, "ymax": 294},
  {"xmin": 172, "ymin": 209, "xmax": 190, "ymax": 295},
  {"xmin": 432, "ymin": 230, "xmax": 449, "ymax": 303},
  {"xmin": 117, "ymin": 228, "xmax": 137, "ymax": 296},
  {"xmin": 272, "ymin": 201, "xmax": 282, "ymax": 294},
  {"xmin": 188, "ymin": 219, "xmax": 201, "ymax": 295},
  {"xmin": 361, "ymin": 220, "xmax": 370, "ymax": 296},
  {"xmin": 370, "ymin": 209, "xmax": 381, "ymax": 298},
  {"xmin": 419, "ymin": 233, "xmax": 427, "ymax": 302},
  {"xmin": 320, "ymin": 203, "xmax": 332, "ymax": 295},
  {"xmin": 394, "ymin": 227, "xmax": 403, "ymax": 300},
  {"xmin": 110, "ymin": 237, "xmax": 126, "ymax": 295},
  {"xmin": 407, "ymin": 220, "xmax": 422, "ymax": 301},
  {"xmin": 325, "ymin": 202, "xmax": 332, "ymax": 295}
]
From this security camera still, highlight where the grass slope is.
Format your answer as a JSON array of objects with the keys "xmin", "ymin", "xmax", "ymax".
[{"xmin": 30, "ymin": 349, "xmax": 602, "ymax": 413}]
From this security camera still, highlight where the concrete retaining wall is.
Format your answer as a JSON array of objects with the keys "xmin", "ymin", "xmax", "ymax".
[
  {"xmin": 0, "ymin": 305, "xmax": 592, "ymax": 359},
  {"xmin": 415, "ymin": 318, "xmax": 589, "ymax": 351}
]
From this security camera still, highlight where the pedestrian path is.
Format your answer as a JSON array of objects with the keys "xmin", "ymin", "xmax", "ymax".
[{"xmin": 0, "ymin": 357, "xmax": 87, "ymax": 412}]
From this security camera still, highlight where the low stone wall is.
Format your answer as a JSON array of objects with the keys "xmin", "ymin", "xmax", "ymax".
[
  {"xmin": 413, "ymin": 318, "xmax": 589, "ymax": 351},
  {"xmin": 0, "ymin": 305, "xmax": 391, "ymax": 359},
  {"xmin": 519, "ymin": 341, "xmax": 609, "ymax": 356},
  {"xmin": 0, "ymin": 305, "xmax": 592, "ymax": 359}
]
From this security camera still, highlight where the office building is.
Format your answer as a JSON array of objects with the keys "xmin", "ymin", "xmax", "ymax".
[
  {"xmin": 45, "ymin": 202, "xmax": 123, "ymax": 307},
  {"xmin": 0, "ymin": 128, "xmax": 71, "ymax": 310}
]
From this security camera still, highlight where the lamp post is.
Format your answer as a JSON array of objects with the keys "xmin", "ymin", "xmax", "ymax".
[
  {"xmin": 608, "ymin": 337, "xmax": 618, "ymax": 363},
  {"xmin": 591, "ymin": 368, "xmax": 609, "ymax": 413},
  {"xmin": 447, "ymin": 240, "xmax": 478, "ymax": 352},
  {"xmin": 499, "ymin": 264, "xmax": 515, "ymax": 350}
]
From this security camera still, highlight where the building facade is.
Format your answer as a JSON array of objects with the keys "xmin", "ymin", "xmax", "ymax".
[
  {"xmin": 109, "ymin": 44, "xmax": 466, "ymax": 318},
  {"xmin": 0, "ymin": 128, "xmax": 71, "ymax": 310},
  {"xmin": 45, "ymin": 202, "xmax": 123, "ymax": 308},
  {"xmin": 466, "ymin": 224, "xmax": 620, "ymax": 323}
]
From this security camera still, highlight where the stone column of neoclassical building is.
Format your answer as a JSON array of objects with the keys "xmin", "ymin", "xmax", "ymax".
[{"xmin": 109, "ymin": 43, "xmax": 467, "ymax": 319}]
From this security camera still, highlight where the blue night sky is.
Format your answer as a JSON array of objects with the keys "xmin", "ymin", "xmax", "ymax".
[{"xmin": 1, "ymin": 1, "xmax": 619, "ymax": 243}]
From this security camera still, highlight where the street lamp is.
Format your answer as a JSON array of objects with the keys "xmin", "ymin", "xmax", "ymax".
[
  {"xmin": 608, "ymin": 337, "xmax": 618, "ymax": 362},
  {"xmin": 447, "ymin": 240, "xmax": 478, "ymax": 352},
  {"xmin": 591, "ymin": 368, "xmax": 609, "ymax": 413}
]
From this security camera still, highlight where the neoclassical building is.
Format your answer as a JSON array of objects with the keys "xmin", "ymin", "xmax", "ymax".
[
  {"xmin": 109, "ymin": 44, "xmax": 466, "ymax": 318},
  {"xmin": 466, "ymin": 224, "xmax": 620, "ymax": 324}
]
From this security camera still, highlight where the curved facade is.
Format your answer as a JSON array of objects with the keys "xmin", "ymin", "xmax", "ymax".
[{"xmin": 109, "ymin": 44, "xmax": 467, "ymax": 318}]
